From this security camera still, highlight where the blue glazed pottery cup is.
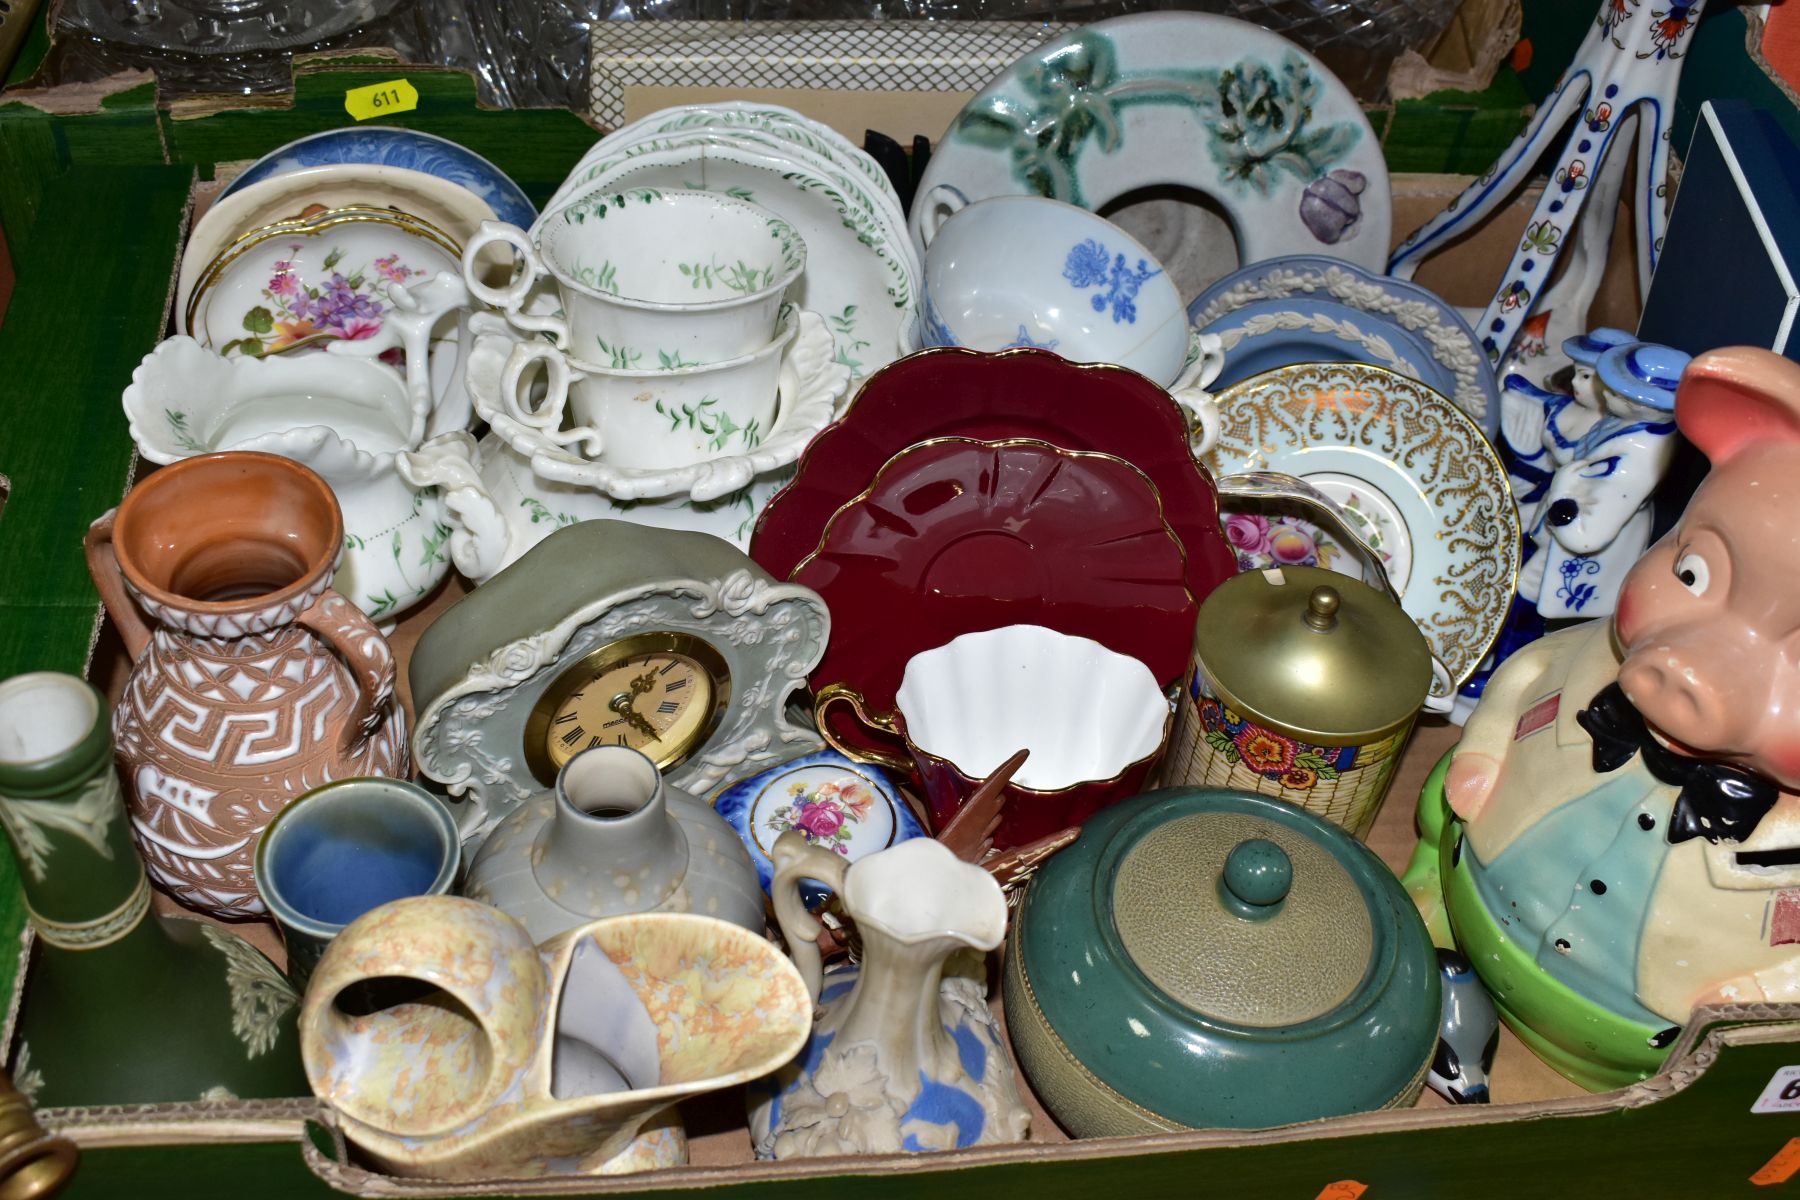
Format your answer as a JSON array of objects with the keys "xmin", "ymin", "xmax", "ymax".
[{"xmin": 254, "ymin": 777, "xmax": 461, "ymax": 988}]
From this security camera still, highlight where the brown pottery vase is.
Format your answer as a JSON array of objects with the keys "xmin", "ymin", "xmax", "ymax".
[{"xmin": 84, "ymin": 452, "xmax": 408, "ymax": 919}]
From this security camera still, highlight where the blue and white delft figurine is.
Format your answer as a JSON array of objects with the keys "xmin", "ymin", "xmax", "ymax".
[
  {"xmin": 1511, "ymin": 331, "xmax": 1687, "ymax": 620},
  {"xmin": 750, "ymin": 834, "xmax": 1031, "ymax": 1158},
  {"xmin": 1456, "ymin": 331, "xmax": 1686, "ymax": 717}
]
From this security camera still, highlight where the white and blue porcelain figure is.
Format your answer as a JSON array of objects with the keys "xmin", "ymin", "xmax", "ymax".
[{"xmin": 750, "ymin": 834, "xmax": 1031, "ymax": 1158}]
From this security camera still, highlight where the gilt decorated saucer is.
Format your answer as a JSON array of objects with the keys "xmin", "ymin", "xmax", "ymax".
[{"xmin": 1203, "ymin": 363, "xmax": 1517, "ymax": 691}]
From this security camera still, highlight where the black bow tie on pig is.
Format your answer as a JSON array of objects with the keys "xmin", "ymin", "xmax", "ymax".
[{"xmin": 1576, "ymin": 684, "xmax": 1778, "ymax": 845}]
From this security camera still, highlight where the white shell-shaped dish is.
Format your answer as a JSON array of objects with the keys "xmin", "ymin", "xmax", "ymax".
[{"xmin": 895, "ymin": 624, "xmax": 1169, "ymax": 790}]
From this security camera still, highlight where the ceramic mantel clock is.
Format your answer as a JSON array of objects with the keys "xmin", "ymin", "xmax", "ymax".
[{"xmin": 410, "ymin": 521, "xmax": 830, "ymax": 842}]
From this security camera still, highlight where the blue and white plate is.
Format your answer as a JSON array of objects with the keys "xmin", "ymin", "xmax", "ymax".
[
  {"xmin": 1189, "ymin": 254, "xmax": 1499, "ymax": 440},
  {"xmin": 222, "ymin": 127, "xmax": 537, "ymax": 229},
  {"xmin": 709, "ymin": 748, "xmax": 926, "ymax": 902}
]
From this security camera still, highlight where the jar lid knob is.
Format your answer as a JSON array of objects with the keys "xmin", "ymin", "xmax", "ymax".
[
  {"xmin": 1303, "ymin": 586, "xmax": 1340, "ymax": 633},
  {"xmin": 1219, "ymin": 838, "xmax": 1292, "ymax": 919}
]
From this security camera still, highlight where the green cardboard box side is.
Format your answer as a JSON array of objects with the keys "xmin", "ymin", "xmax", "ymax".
[{"xmin": 4, "ymin": 24, "xmax": 1800, "ymax": 1200}]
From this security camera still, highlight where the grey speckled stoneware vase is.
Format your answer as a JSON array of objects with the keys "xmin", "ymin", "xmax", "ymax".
[{"xmin": 463, "ymin": 745, "xmax": 764, "ymax": 943}]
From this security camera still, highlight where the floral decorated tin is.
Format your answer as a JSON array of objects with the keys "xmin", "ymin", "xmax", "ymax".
[
  {"xmin": 709, "ymin": 747, "xmax": 925, "ymax": 899},
  {"xmin": 1162, "ymin": 565, "xmax": 1431, "ymax": 838}
]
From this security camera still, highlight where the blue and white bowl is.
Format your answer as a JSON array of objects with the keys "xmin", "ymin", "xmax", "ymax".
[
  {"xmin": 709, "ymin": 747, "xmax": 926, "ymax": 904},
  {"xmin": 920, "ymin": 194, "xmax": 1190, "ymax": 388},
  {"xmin": 223, "ymin": 126, "xmax": 537, "ymax": 229}
]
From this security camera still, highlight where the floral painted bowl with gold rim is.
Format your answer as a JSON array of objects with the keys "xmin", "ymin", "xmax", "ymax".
[{"xmin": 186, "ymin": 206, "xmax": 463, "ymax": 361}]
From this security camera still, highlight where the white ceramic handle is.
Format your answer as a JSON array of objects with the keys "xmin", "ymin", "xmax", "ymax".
[
  {"xmin": 1172, "ymin": 330, "xmax": 1226, "ymax": 394},
  {"xmin": 915, "ymin": 183, "xmax": 972, "ymax": 247},
  {"xmin": 769, "ymin": 830, "xmax": 850, "ymax": 1001},
  {"xmin": 1423, "ymin": 655, "xmax": 1456, "ymax": 714},
  {"xmin": 327, "ymin": 271, "xmax": 472, "ymax": 446},
  {"xmin": 1172, "ymin": 387, "xmax": 1221, "ymax": 458},
  {"xmin": 463, "ymin": 220, "xmax": 540, "ymax": 311},
  {"xmin": 463, "ymin": 221, "xmax": 570, "ymax": 343},
  {"xmin": 499, "ymin": 341, "xmax": 605, "ymax": 459},
  {"xmin": 396, "ymin": 431, "xmax": 510, "ymax": 583}
]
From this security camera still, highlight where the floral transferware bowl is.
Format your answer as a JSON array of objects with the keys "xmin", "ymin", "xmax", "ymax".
[
  {"xmin": 919, "ymin": 194, "xmax": 1190, "ymax": 390},
  {"xmin": 178, "ymin": 163, "xmax": 499, "ymax": 338}
]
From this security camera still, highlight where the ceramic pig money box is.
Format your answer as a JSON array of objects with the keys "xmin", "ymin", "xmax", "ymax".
[{"xmin": 1408, "ymin": 347, "xmax": 1800, "ymax": 1091}]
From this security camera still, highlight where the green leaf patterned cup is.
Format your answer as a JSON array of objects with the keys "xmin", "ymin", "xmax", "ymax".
[{"xmin": 463, "ymin": 188, "xmax": 805, "ymax": 369}]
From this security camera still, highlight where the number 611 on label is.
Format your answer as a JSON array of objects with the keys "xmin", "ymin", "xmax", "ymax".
[{"xmin": 345, "ymin": 79, "xmax": 419, "ymax": 121}]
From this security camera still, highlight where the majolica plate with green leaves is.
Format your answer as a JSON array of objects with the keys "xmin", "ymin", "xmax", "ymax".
[
  {"xmin": 911, "ymin": 12, "xmax": 1390, "ymax": 273},
  {"xmin": 1203, "ymin": 363, "xmax": 1518, "ymax": 692}
]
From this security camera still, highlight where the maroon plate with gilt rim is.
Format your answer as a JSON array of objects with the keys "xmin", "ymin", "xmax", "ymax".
[
  {"xmin": 792, "ymin": 436, "xmax": 1196, "ymax": 763},
  {"xmin": 750, "ymin": 346, "xmax": 1237, "ymax": 598}
]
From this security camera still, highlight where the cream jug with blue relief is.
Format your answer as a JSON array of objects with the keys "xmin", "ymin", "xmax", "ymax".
[{"xmin": 750, "ymin": 833, "xmax": 1031, "ymax": 1158}]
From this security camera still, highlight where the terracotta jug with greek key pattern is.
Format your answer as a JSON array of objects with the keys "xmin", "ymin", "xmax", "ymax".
[{"xmin": 85, "ymin": 452, "xmax": 408, "ymax": 919}]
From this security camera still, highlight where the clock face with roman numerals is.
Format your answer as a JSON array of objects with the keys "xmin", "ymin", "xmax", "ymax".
[{"xmin": 523, "ymin": 632, "xmax": 731, "ymax": 784}]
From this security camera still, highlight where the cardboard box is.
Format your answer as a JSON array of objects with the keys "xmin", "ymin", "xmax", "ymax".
[{"xmin": 3, "ymin": 48, "xmax": 1800, "ymax": 1200}]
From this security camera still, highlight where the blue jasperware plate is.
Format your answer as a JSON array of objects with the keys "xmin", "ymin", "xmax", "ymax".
[
  {"xmin": 221, "ymin": 127, "xmax": 537, "ymax": 229},
  {"xmin": 709, "ymin": 747, "xmax": 926, "ymax": 902},
  {"xmin": 1198, "ymin": 295, "xmax": 1458, "ymax": 402},
  {"xmin": 1189, "ymin": 254, "xmax": 1499, "ymax": 440}
]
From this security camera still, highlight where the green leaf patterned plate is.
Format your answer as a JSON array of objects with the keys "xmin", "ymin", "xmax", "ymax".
[{"xmin": 912, "ymin": 12, "xmax": 1390, "ymax": 273}]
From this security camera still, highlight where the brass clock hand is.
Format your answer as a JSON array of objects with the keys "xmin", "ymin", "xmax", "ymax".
[{"xmin": 609, "ymin": 689, "xmax": 660, "ymax": 740}]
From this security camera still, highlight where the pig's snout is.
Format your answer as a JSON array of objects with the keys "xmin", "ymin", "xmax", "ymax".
[{"xmin": 1618, "ymin": 641, "xmax": 1762, "ymax": 755}]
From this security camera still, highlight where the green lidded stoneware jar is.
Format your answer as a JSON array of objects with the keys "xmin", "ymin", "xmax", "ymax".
[
  {"xmin": 1005, "ymin": 786, "xmax": 1439, "ymax": 1137},
  {"xmin": 1161, "ymin": 565, "xmax": 1432, "ymax": 838}
]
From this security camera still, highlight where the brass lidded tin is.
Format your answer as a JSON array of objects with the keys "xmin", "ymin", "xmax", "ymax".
[{"xmin": 1160, "ymin": 565, "xmax": 1431, "ymax": 837}]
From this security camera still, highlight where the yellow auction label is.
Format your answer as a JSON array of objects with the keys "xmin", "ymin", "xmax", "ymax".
[{"xmin": 344, "ymin": 79, "xmax": 419, "ymax": 121}]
